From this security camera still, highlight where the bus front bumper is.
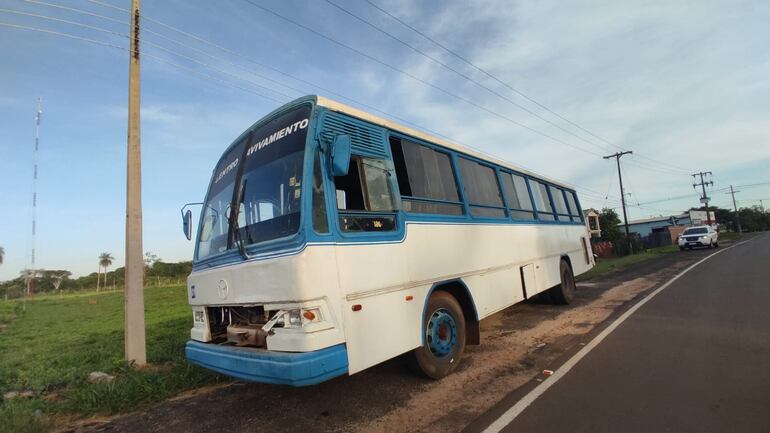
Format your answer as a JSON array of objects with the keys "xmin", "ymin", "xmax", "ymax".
[{"xmin": 185, "ymin": 341, "xmax": 348, "ymax": 386}]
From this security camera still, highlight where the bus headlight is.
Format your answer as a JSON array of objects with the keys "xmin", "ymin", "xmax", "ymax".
[
  {"xmin": 192, "ymin": 307, "xmax": 206, "ymax": 324},
  {"xmin": 286, "ymin": 307, "xmax": 322, "ymax": 327},
  {"xmin": 263, "ymin": 307, "xmax": 323, "ymax": 331}
]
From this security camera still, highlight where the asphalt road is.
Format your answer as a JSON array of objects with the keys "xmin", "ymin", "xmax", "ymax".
[{"xmin": 470, "ymin": 234, "xmax": 770, "ymax": 433}]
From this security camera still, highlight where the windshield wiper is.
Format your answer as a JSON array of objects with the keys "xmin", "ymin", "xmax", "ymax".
[{"xmin": 231, "ymin": 180, "xmax": 251, "ymax": 260}]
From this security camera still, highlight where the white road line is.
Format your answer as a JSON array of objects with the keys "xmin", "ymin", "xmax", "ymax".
[{"xmin": 480, "ymin": 238, "xmax": 752, "ymax": 433}]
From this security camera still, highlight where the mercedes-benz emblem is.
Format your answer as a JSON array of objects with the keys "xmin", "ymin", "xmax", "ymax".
[{"xmin": 217, "ymin": 279, "xmax": 229, "ymax": 299}]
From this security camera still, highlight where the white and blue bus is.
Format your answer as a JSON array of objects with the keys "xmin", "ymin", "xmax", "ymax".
[{"xmin": 182, "ymin": 95, "xmax": 594, "ymax": 386}]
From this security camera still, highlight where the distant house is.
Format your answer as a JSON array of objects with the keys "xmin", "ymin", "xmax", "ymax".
[
  {"xmin": 583, "ymin": 208, "xmax": 601, "ymax": 238},
  {"xmin": 623, "ymin": 213, "xmax": 691, "ymax": 238}
]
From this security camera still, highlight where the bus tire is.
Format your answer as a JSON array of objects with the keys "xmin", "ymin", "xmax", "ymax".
[
  {"xmin": 550, "ymin": 259, "xmax": 575, "ymax": 305},
  {"xmin": 411, "ymin": 291, "xmax": 466, "ymax": 379}
]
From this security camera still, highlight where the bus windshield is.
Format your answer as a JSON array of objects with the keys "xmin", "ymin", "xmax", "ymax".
[{"xmin": 196, "ymin": 104, "xmax": 312, "ymax": 260}]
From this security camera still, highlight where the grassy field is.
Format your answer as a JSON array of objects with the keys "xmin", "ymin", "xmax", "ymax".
[{"xmin": 0, "ymin": 285, "xmax": 222, "ymax": 433}]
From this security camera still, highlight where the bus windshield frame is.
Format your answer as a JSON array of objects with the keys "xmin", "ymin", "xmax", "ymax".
[{"xmin": 195, "ymin": 104, "xmax": 313, "ymax": 262}]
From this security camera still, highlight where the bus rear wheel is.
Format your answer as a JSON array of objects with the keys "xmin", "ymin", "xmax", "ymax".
[
  {"xmin": 549, "ymin": 259, "xmax": 575, "ymax": 305},
  {"xmin": 411, "ymin": 291, "xmax": 466, "ymax": 379}
]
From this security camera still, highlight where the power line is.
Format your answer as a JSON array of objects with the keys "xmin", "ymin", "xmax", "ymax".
[
  {"xmin": 238, "ymin": 0, "xmax": 615, "ymax": 159},
  {"xmin": 22, "ymin": 0, "xmax": 659, "ymax": 199},
  {"xmin": 323, "ymin": 0, "xmax": 620, "ymax": 155},
  {"xmin": 9, "ymin": 4, "xmax": 686, "ymax": 208},
  {"xmin": 22, "ymin": 0, "xmax": 124, "ymax": 26},
  {"xmin": 323, "ymin": 0, "xmax": 690, "ymax": 177},
  {"xmin": 361, "ymin": 0, "xmax": 694, "ymax": 176},
  {"xmin": 3, "ymin": 5, "xmax": 635, "ymax": 207},
  {"xmin": 0, "ymin": 7, "xmax": 124, "ymax": 38},
  {"xmin": 0, "ymin": 21, "xmax": 288, "ymax": 104},
  {"xmin": 4, "ymin": 5, "xmax": 590, "ymax": 193},
  {"xmin": 637, "ymin": 192, "xmax": 702, "ymax": 206}
]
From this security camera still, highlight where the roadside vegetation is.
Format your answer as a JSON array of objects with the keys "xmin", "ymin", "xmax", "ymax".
[
  {"xmin": 578, "ymin": 243, "xmax": 678, "ymax": 281},
  {"xmin": 0, "ymin": 255, "xmax": 191, "ymax": 300},
  {"xmin": 0, "ymin": 284, "xmax": 222, "ymax": 433},
  {"xmin": 579, "ymin": 231, "xmax": 752, "ymax": 281}
]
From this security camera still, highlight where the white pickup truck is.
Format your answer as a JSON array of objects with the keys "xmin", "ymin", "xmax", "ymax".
[{"xmin": 678, "ymin": 225, "xmax": 719, "ymax": 250}]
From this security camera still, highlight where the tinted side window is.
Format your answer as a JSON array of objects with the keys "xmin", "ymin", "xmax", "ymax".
[
  {"xmin": 458, "ymin": 158, "xmax": 506, "ymax": 218},
  {"xmin": 565, "ymin": 190, "xmax": 581, "ymax": 219},
  {"xmin": 551, "ymin": 186, "xmax": 570, "ymax": 221},
  {"xmin": 532, "ymin": 181, "xmax": 556, "ymax": 220},
  {"xmin": 501, "ymin": 173, "xmax": 535, "ymax": 220},
  {"xmin": 390, "ymin": 137, "xmax": 463, "ymax": 215}
]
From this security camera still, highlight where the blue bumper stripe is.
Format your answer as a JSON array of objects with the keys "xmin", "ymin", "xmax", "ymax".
[{"xmin": 185, "ymin": 341, "xmax": 349, "ymax": 387}]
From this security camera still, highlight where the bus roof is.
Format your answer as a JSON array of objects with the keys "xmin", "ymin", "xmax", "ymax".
[{"xmin": 307, "ymin": 95, "xmax": 575, "ymax": 191}]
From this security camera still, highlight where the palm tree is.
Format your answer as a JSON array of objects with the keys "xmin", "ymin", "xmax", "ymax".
[
  {"xmin": 98, "ymin": 252, "xmax": 114, "ymax": 293},
  {"xmin": 0, "ymin": 246, "xmax": 5, "ymax": 266}
]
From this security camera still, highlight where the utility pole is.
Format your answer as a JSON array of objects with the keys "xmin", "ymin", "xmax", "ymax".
[
  {"xmin": 604, "ymin": 151, "xmax": 633, "ymax": 254},
  {"xmin": 27, "ymin": 98, "xmax": 42, "ymax": 299},
  {"xmin": 727, "ymin": 185, "xmax": 742, "ymax": 235},
  {"xmin": 692, "ymin": 171, "xmax": 714, "ymax": 225},
  {"xmin": 125, "ymin": 0, "xmax": 146, "ymax": 366}
]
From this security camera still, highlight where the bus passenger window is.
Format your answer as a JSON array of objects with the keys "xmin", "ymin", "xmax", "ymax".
[
  {"xmin": 334, "ymin": 156, "xmax": 397, "ymax": 232},
  {"xmin": 532, "ymin": 181, "xmax": 557, "ymax": 220}
]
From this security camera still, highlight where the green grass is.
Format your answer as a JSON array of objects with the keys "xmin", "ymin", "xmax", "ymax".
[
  {"xmin": 577, "ymin": 244, "xmax": 680, "ymax": 282},
  {"xmin": 0, "ymin": 285, "xmax": 223, "ymax": 433},
  {"xmin": 718, "ymin": 231, "xmax": 743, "ymax": 243}
]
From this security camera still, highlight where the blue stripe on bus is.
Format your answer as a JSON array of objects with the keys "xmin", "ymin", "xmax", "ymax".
[{"xmin": 185, "ymin": 341, "xmax": 348, "ymax": 387}]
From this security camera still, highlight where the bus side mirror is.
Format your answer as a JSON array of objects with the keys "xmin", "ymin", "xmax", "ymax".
[
  {"xmin": 331, "ymin": 134, "xmax": 352, "ymax": 176},
  {"xmin": 182, "ymin": 209, "xmax": 193, "ymax": 240}
]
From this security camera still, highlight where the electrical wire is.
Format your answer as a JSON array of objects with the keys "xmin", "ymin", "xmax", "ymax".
[
  {"xmin": 0, "ymin": 21, "xmax": 288, "ymax": 104},
  {"xmin": 238, "ymin": 0, "xmax": 615, "ymax": 159},
  {"xmin": 1, "ymin": 4, "xmax": 706, "ymax": 207},
  {"xmin": 70, "ymin": 1, "xmax": 683, "ymax": 189},
  {"xmin": 362, "ymin": 0, "xmax": 695, "ymax": 176}
]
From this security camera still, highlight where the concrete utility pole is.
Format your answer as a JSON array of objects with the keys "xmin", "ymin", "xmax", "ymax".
[
  {"xmin": 692, "ymin": 171, "xmax": 714, "ymax": 225},
  {"xmin": 125, "ymin": 0, "xmax": 146, "ymax": 366},
  {"xmin": 727, "ymin": 185, "xmax": 742, "ymax": 235},
  {"xmin": 603, "ymin": 151, "xmax": 633, "ymax": 254}
]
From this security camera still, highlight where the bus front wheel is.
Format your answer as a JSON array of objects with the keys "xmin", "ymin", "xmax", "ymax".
[
  {"xmin": 549, "ymin": 259, "xmax": 575, "ymax": 305},
  {"xmin": 411, "ymin": 291, "xmax": 466, "ymax": 379}
]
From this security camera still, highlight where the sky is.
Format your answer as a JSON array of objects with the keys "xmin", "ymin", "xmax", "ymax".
[{"xmin": 1, "ymin": 0, "xmax": 769, "ymax": 280}]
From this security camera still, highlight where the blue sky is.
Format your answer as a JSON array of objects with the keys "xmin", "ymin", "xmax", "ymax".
[{"xmin": 1, "ymin": 0, "xmax": 769, "ymax": 280}]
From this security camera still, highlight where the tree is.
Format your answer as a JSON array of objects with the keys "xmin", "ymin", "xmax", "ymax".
[
  {"xmin": 144, "ymin": 252, "xmax": 160, "ymax": 271},
  {"xmin": 47, "ymin": 271, "xmax": 71, "ymax": 296},
  {"xmin": 98, "ymin": 252, "xmax": 114, "ymax": 292},
  {"xmin": 598, "ymin": 208, "xmax": 622, "ymax": 243}
]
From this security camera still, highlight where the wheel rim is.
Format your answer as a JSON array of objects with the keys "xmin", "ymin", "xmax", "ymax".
[{"xmin": 426, "ymin": 308, "xmax": 458, "ymax": 358}]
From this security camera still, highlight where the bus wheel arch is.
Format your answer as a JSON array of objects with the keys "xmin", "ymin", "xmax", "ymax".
[{"xmin": 426, "ymin": 280, "xmax": 480, "ymax": 346}]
